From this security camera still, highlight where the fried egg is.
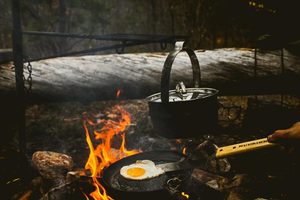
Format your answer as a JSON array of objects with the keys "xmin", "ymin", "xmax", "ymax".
[{"xmin": 120, "ymin": 160, "xmax": 164, "ymax": 180}]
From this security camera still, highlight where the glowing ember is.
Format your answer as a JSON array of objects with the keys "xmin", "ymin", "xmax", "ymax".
[
  {"xmin": 175, "ymin": 139, "xmax": 182, "ymax": 144},
  {"xmin": 181, "ymin": 191, "xmax": 189, "ymax": 199},
  {"xmin": 182, "ymin": 147, "xmax": 187, "ymax": 155},
  {"xmin": 83, "ymin": 105, "xmax": 140, "ymax": 199},
  {"xmin": 82, "ymin": 191, "xmax": 90, "ymax": 200},
  {"xmin": 116, "ymin": 89, "xmax": 121, "ymax": 98}
]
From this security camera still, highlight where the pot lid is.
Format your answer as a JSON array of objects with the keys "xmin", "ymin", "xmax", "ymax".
[{"xmin": 147, "ymin": 82, "xmax": 218, "ymax": 103}]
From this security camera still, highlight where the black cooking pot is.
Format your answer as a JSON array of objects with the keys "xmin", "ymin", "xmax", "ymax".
[{"xmin": 146, "ymin": 41, "xmax": 219, "ymax": 138}]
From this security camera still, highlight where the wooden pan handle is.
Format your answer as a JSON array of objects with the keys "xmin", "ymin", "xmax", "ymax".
[{"xmin": 215, "ymin": 138, "xmax": 277, "ymax": 158}]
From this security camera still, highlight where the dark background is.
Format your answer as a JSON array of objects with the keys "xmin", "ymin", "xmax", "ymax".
[{"xmin": 1, "ymin": 0, "xmax": 300, "ymax": 59}]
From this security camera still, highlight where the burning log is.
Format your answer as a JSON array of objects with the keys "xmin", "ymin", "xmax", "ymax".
[{"xmin": 1, "ymin": 48, "xmax": 299, "ymax": 102}]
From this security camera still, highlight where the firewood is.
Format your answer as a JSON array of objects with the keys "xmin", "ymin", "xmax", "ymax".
[{"xmin": 190, "ymin": 168, "xmax": 228, "ymax": 192}]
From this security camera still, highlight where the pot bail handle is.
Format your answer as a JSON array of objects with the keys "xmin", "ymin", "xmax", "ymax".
[{"xmin": 161, "ymin": 41, "xmax": 201, "ymax": 103}]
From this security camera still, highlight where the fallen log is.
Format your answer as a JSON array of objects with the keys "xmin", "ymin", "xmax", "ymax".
[{"xmin": 0, "ymin": 48, "xmax": 299, "ymax": 102}]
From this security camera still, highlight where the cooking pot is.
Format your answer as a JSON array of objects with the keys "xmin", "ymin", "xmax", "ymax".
[{"xmin": 146, "ymin": 41, "xmax": 219, "ymax": 138}]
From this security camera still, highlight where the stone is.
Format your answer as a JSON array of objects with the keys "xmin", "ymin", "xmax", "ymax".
[{"xmin": 32, "ymin": 151, "xmax": 73, "ymax": 180}]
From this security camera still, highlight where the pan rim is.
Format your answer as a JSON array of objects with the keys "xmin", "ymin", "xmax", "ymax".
[{"xmin": 102, "ymin": 150, "xmax": 188, "ymax": 194}]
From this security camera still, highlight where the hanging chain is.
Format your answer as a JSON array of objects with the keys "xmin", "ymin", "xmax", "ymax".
[{"xmin": 23, "ymin": 58, "xmax": 33, "ymax": 93}]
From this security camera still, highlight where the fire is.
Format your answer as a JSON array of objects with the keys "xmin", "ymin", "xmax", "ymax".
[
  {"xmin": 116, "ymin": 89, "xmax": 121, "ymax": 98},
  {"xmin": 181, "ymin": 192, "xmax": 189, "ymax": 199},
  {"xmin": 182, "ymin": 147, "xmax": 187, "ymax": 155},
  {"xmin": 176, "ymin": 139, "xmax": 182, "ymax": 144},
  {"xmin": 83, "ymin": 105, "xmax": 140, "ymax": 199}
]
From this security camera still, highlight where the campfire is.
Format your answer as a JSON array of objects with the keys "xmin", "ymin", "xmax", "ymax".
[
  {"xmin": 22, "ymin": 93, "xmax": 300, "ymax": 200},
  {"xmin": 10, "ymin": 44, "xmax": 300, "ymax": 200},
  {"xmin": 4, "ymin": 93, "xmax": 299, "ymax": 200},
  {"xmin": 3, "ymin": 1, "xmax": 300, "ymax": 200},
  {"xmin": 82, "ymin": 104, "xmax": 140, "ymax": 200}
]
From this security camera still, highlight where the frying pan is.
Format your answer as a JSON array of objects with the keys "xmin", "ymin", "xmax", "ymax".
[
  {"xmin": 102, "ymin": 151, "xmax": 192, "ymax": 200},
  {"xmin": 153, "ymin": 137, "xmax": 277, "ymax": 173},
  {"xmin": 102, "ymin": 138, "xmax": 277, "ymax": 199}
]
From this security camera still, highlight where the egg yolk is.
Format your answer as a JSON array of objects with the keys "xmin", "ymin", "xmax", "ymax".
[{"xmin": 127, "ymin": 167, "xmax": 146, "ymax": 177}]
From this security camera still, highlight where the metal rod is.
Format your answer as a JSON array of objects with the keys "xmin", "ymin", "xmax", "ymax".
[
  {"xmin": 280, "ymin": 48, "xmax": 285, "ymax": 105},
  {"xmin": 12, "ymin": 0, "xmax": 26, "ymax": 154},
  {"xmin": 254, "ymin": 48, "xmax": 258, "ymax": 101},
  {"xmin": 254, "ymin": 48, "xmax": 257, "ymax": 77},
  {"xmin": 28, "ymin": 40, "xmax": 156, "ymax": 62},
  {"xmin": 23, "ymin": 31, "xmax": 186, "ymax": 62},
  {"xmin": 22, "ymin": 31, "xmax": 186, "ymax": 42},
  {"xmin": 280, "ymin": 48, "xmax": 285, "ymax": 75}
]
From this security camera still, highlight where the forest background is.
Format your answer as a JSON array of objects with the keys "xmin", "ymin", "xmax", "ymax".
[{"xmin": 0, "ymin": 0, "xmax": 299, "ymax": 59}]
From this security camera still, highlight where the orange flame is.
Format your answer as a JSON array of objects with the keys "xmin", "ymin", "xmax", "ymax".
[
  {"xmin": 83, "ymin": 105, "xmax": 140, "ymax": 199},
  {"xmin": 116, "ymin": 89, "xmax": 121, "ymax": 98},
  {"xmin": 176, "ymin": 139, "xmax": 182, "ymax": 144},
  {"xmin": 181, "ymin": 192, "xmax": 189, "ymax": 199},
  {"xmin": 182, "ymin": 147, "xmax": 187, "ymax": 155}
]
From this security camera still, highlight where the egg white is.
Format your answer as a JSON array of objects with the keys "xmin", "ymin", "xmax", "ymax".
[{"xmin": 120, "ymin": 160, "xmax": 164, "ymax": 180}]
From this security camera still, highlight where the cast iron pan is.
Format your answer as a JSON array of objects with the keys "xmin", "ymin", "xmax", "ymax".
[{"xmin": 102, "ymin": 151, "xmax": 191, "ymax": 199}]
